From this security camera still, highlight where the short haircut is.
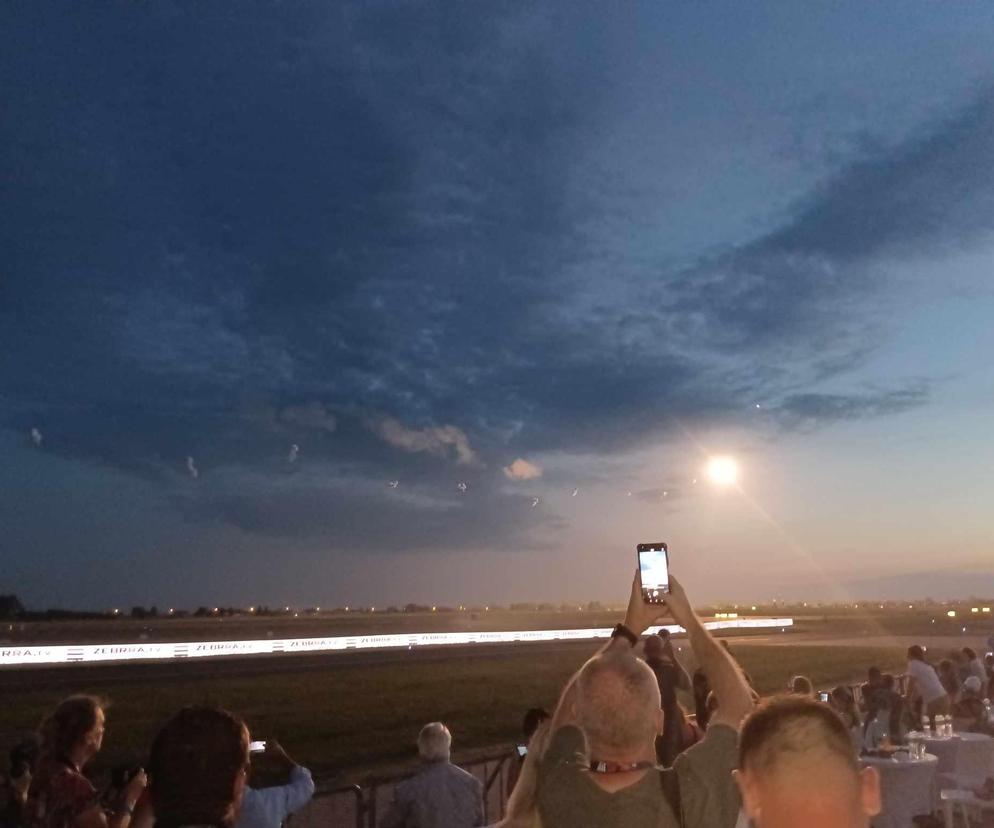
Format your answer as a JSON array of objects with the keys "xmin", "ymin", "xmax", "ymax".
[
  {"xmin": 740, "ymin": 696, "xmax": 857, "ymax": 777},
  {"xmin": 417, "ymin": 722, "xmax": 452, "ymax": 762},
  {"xmin": 576, "ymin": 652, "xmax": 660, "ymax": 756},
  {"xmin": 39, "ymin": 695, "xmax": 105, "ymax": 760},
  {"xmin": 149, "ymin": 706, "xmax": 249, "ymax": 828},
  {"xmin": 907, "ymin": 645, "xmax": 925, "ymax": 661},
  {"xmin": 867, "ymin": 666, "xmax": 881, "ymax": 679},
  {"xmin": 963, "ymin": 647, "xmax": 977, "ymax": 660},
  {"xmin": 789, "ymin": 675, "xmax": 813, "ymax": 695}
]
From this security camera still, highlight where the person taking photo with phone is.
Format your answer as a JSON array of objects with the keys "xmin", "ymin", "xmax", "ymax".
[{"xmin": 535, "ymin": 568, "xmax": 754, "ymax": 828}]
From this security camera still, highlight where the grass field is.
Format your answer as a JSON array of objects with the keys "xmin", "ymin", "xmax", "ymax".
[{"xmin": 0, "ymin": 641, "xmax": 908, "ymax": 785}]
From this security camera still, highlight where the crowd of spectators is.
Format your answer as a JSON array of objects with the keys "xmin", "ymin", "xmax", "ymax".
[{"xmin": 1, "ymin": 580, "xmax": 992, "ymax": 828}]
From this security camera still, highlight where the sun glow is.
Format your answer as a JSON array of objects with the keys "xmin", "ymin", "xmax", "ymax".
[{"xmin": 706, "ymin": 456, "xmax": 739, "ymax": 488}]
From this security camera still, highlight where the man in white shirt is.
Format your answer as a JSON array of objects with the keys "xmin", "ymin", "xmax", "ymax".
[
  {"xmin": 904, "ymin": 645, "xmax": 950, "ymax": 728},
  {"xmin": 236, "ymin": 741, "xmax": 314, "ymax": 828}
]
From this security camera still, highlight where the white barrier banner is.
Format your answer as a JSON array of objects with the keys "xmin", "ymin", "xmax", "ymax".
[{"xmin": 0, "ymin": 618, "xmax": 793, "ymax": 667}]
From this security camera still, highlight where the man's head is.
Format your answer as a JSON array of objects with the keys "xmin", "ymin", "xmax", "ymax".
[
  {"xmin": 642, "ymin": 634, "xmax": 666, "ymax": 660},
  {"xmin": 736, "ymin": 697, "xmax": 880, "ymax": 828},
  {"xmin": 788, "ymin": 675, "xmax": 814, "ymax": 697},
  {"xmin": 575, "ymin": 652, "xmax": 661, "ymax": 761},
  {"xmin": 963, "ymin": 647, "xmax": 978, "ymax": 661},
  {"xmin": 417, "ymin": 722, "xmax": 452, "ymax": 763},
  {"xmin": 907, "ymin": 645, "xmax": 925, "ymax": 661},
  {"xmin": 963, "ymin": 676, "xmax": 982, "ymax": 697},
  {"xmin": 149, "ymin": 706, "xmax": 250, "ymax": 828},
  {"xmin": 866, "ymin": 666, "xmax": 882, "ymax": 684}
]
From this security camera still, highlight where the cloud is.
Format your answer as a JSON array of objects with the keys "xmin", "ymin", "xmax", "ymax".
[
  {"xmin": 660, "ymin": 87, "xmax": 994, "ymax": 363},
  {"xmin": 29, "ymin": 427, "xmax": 43, "ymax": 447},
  {"xmin": 186, "ymin": 456, "xmax": 199, "ymax": 479},
  {"xmin": 635, "ymin": 487, "xmax": 681, "ymax": 503},
  {"xmin": 278, "ymin": 403, "xmax": 338, "ymax": 434},
  {"xmin": 503, "ymin": 458, "xmax": 543, "ymax": 481},
  {"xmin": 774, "ymin": 384, "xmax": 930, "ymax": 431},
  {"xmin": 287, "ymin": 444, "xmax": 300, "ymax": 463},
  {"xmin": 370, "ymin": 417, "xmax": 480, "ymax": 466},
  {"xmin": 174, "ymin": 474, "xmax": 565, "ymax": 553}
]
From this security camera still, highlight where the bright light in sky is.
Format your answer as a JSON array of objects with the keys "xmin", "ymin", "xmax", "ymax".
[{"xmin": 706, "ymin": 456, "xmax": 740, "ymax": 488}]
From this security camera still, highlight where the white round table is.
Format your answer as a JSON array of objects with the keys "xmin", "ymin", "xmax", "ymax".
[
  {"xmin": 861, "ymin": 753, "xmax": 938, "ymax": 828},
  {"xmin": 922, "ymin": 733, "xmax": 994, "ymax": 783}
]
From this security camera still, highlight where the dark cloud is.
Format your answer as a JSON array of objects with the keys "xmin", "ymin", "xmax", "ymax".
[
  {"xmin": 774, "ymin": 383, "xmax": 931, "ymax": 431},
  {"xmin": 173, "ymin": 474, "xmax": 565, "ymax": 553},
  {"xmin": 661, "ymin": 87, "xmax": 994, "ymax": 360},
  {"xmin": 1, "ymin": 3, "xmax": 985, "ymax": 552}
]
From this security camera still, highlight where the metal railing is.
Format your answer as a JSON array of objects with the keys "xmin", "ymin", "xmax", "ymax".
[{"xmin": 289, "ymin": 748, "xmax": 515, "ymax": 828}]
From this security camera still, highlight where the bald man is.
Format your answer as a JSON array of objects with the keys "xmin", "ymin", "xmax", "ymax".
[
  {"xmin": 537, "ymin": 572, "xmax": 754, "ymax": 828},
  {"xmin": 735, "ymin": 697, "xmax": 881, "ymax": 828}
]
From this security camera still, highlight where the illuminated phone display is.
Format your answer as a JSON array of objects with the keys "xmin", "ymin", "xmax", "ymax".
[{"xmin": 638, "ymin": 543, "xmax": 670, "ymax": 604}]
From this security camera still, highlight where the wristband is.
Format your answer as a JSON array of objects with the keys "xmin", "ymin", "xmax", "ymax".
[{"xmin": 610, "ymin": 623, "xmax": 639, "ymax": 647}]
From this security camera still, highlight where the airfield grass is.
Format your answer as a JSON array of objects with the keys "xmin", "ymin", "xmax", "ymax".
[{"xmin": 0, "ymin": 642, "xmax": 907, "ymax": 784}]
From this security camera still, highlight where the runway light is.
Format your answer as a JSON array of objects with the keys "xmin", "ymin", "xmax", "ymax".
[
  {"xmin": 947, "ymin": 610, "xmax": 956, "ymax": 618},
  {"xmin": 705, "ymin": 456, "xmax": 739, "ymax": 488},
  {"xmin": 971, "ymin": 607, "xmax": 979, "ymax": 613},
  {"xmin": 983, "ymin": 607, "xmax": 991, "ymax": 613},
  {"xmin": 751, "ymin": 606, "xmax": 757, "ymax": 611}
]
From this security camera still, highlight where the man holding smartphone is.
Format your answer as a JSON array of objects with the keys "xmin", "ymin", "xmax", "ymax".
[{"xmin": 536, "ymin": 568, "xmax": 754, "ymax": 828}]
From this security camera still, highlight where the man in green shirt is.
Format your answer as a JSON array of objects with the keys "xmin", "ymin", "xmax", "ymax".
[{"xmin": 537, "ymin": 571, "xmax": 754, "ymax": 828}]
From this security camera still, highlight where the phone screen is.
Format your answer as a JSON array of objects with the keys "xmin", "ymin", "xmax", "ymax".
[
  {"xmin": 516, "ymin": 745, "xmax": 528, "ymax": 758},
  {"xmin": 638, "ymin": 543, "xmax": 669, "ymax": 604},
  {"xmin": 249, "ymin": 740, "xmax": 267, "ymax": 753},
  {"xmin": 818, "ymin": 692, "xmax": 830, "ymax": 703}
]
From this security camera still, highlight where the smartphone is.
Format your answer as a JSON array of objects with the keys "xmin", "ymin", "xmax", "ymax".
[
  {"xmin": 637, "ymin": 542, "xmax": 670, "ymax": 604},
  {"xmin": 516, "ymin": 745, "xmax": 528, "ymax": 758},
  {"xmin": 249, "ymin": 740, "xmax": 267, "ymax": 753},
  {"xmin": 818, "ymin": 691, "xmax": 830, "ymax": 703}
]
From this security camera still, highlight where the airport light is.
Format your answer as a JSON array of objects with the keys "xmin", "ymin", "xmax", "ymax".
[
  {"xmin": 751, "ymin": 606, "xmax": 757, "ymax": 611},
  {"xmin": 971, "ymin": 608, "xmax": 979, "ymax": 613},
  {"xmin": 947, "ymin": 611, "xmax": 956, "ymax": 618},
  {"xmin": 983, "ymin": 607, "xmax": 991, "ymax": 613}
]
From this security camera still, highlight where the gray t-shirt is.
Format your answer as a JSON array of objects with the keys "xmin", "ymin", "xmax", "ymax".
[{"xmin": 537, "ymin": 723, "xmax": 740, "ymax": 828}]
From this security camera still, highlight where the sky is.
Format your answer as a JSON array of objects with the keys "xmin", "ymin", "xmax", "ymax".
[{"xmin": 2, "ymin": 2, "xmax": 994, "ymax": 610}]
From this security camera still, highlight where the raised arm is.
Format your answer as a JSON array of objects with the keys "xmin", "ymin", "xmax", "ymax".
[
  {"xmin": 550, "ymin": 570, "xmax": 672, "ymax": 732},
  {"xmin": 663, "ymin": 576, "xmax": 753, "ymax": 730}
]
